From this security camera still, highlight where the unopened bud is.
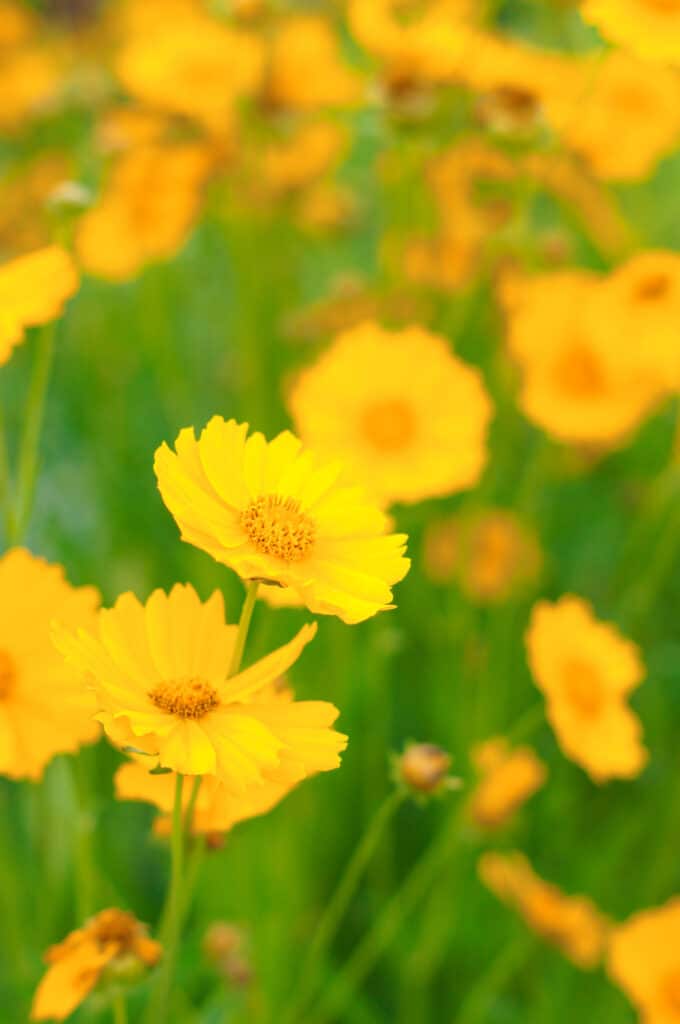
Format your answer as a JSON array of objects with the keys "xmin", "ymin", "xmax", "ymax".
[
  {"xmin": 203, "ymin": 923, "xmax": 244, "ymax": 965},
  {"xmin": 399, "ymin": 743, "xmax": 456, "ymax": 795},
  {"xmin": 47, "ymin": 181, "xmax": 92, "ymax": 212}
]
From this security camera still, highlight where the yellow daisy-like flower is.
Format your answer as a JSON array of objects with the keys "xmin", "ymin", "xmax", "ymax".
[
  {"xmin": 582, "ymin": 0, "xmax": 680, "ymax": 65},
  {"xmin": 31, "ymin": 908, "xmax": 161, "ymax": 1021},
  {"xmin": 0, "ymin": 246, "xmax": 79, "ymax": 366},
  {"xmin": 154, "ymin": 419, "xmax": 410, "ymax": 623},
  {"xmin": 525, "ymin": 595, "xmax": 647, "ymax": 783},
  {"xmin": 469, "ymin": 737, "xmax": 546, "ymax": 829},
  {"xmin": 288, "ymin": 322, "xmax": 493, "ymax": 506},
  {"xmin": 0, "ymin": 549, "xmax": 100, "ymax": 781},
  {"xmin": 54, "ymin": 583, "xmax": 347, "ymax": 790},
  {"xmin": 608, "ymin": 898, "xmax": 680, "ymax": 1023}
]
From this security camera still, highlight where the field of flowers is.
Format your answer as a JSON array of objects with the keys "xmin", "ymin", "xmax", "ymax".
[{"xmin": 2, "ymin": 1, "xmax": 680, "ymax": 1021}]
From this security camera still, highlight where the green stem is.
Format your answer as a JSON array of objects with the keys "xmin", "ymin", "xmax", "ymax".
[
  {"xmin": 0, "ymin": 404, "xmax": 15, "ymax": 540},
  {"xmin": 283, "ymin": 789, "xmax": 405, "ymax": 1024},
  {"xmin": 10, "ymin": 319, "xmax": 57, "ymax": 544},
  {"xmin": 228, "ymin": 581, "xmax": 260, "ymax": 676},
  {"xmin": 70, "ymin": 756, "xmax": 96, "ymax": 921},
  {"xmin": 455, "ymin": 932, "xmax": 535, "ymax": 1024},
  {"xmin": 112, "ymin": 992, "xmax": 128, "ymax": 1024},
  {"xmin": 306, "ymin": 805, "xmax": 465, "ymax": 1024}
]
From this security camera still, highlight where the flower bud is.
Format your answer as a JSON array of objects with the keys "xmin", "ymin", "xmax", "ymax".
[{"xmin": 398, "ymin": 743, "xmax": 454, "ymax": 795}]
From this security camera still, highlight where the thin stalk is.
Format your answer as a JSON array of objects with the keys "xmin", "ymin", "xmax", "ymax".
[
  {"xmin": 454, "ymin": 932, "xmax": 534, "ymax": 1024},
  {"xmin": 112, "ymin": 993, "xmax": 128, "ymax": 1024},
  {"xmin": 283, "ymin": 789, "xmax": 406, "ymax": 1024},
  {"xmin": 70, "ymin": 757, "xmax": 96, "ymax": 921},
  {"xmin": 228, "ymin": 581, "xmax": 260, "ymax": 676},
  {"xmin": 0, "ymin": 404, "xmax": 15, "ymax": 539},
  {"xmin": 10, "ymin": 320, "xmax": 57, "ymax": 543}
]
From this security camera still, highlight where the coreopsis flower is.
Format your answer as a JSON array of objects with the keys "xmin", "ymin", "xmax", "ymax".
[
  {"xmin": 154, "ymin": 419, "xmax": 410, "ymax": 623},
  {"xmin": 525, "ymin": 596, "xmax": 647, "ymax": 783},
  {"xmin": 289, "ymin": 322, "xmax": 493, "ymax": 506},
  {"xmin": 469, "ymin": 738, "xmax": 546, "ymax": 829},
  {"xmin": 0, "ymin": 245, "xmax": 79, "ymax": 366},
  {"xmin": 479, "ymin": 851, "xmax": 610, "ymax": 968},
  {"xmin": 261, "ymin": 121, "xmax": 348, "ymax": 196},
  {"xmin": 31, "ymin": 909, "xmax": 161, "ymax": 1021},
  {"xmin": 423, "ymin": 509, "xmax": 542, "ymax": 601},
  {"xmin": 552, "ymin": 51, "xmax": 680, "ymax": 182},
  {"xmin": 582, "ymin": 0, "xmax": 680, "ymax": 64},
  {"xmin": 503, "ymin": 269, "xmax": 665, "ymax": 448},
  {"xmin": 54, "ymin": 583, "xmax": 347, "ymax": 788},
  {"xmin": 0, "ymin": 153, "xmax": 72, "ymax": 256},
  {"xmin": 76, "ymin": 143, "xmax": 212, "ymax": 282},
  {"xmin": 0, "ymin": 549, "xmax": 100, "ymax": 781},
  {"xmin": 608, "ymin": 899, "xmax": 680, "ymax": 1022},
  {"xmin": 0, "ymin": 45, "xmax": 62, "ymax": 133}
]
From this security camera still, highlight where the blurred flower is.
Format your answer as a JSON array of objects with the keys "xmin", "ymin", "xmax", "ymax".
[
  {"xmin": 261, "ymin": 121, "xmax": 348, "ymax": 196},
  {"xmin": 423, "ymin": 509, "xmax": 542, "ymax": 602},
  {"xmin": 503, "ymin": 269, "xmax": 666, "ymax": 448},
  {"xmin": 289, "ymin": 322, "xmax": 492, "ymax": 506},
  {"xmin": 581, "ymin": 0, "xmax": 680, "ymax": 64},
  {"xmin": 0, "ymin": 549, "xmax": 100, "ymax": 780},
  {"xmin": 31, "ymin": 908, "xmax": 161, "ymax": 1021},
  {"xmin": 525, "ymin": 595, "xmax": 647, "ymax": 783},
  {"xmin": 608, "ymin": 898, "xmax": 680, "ymax": 1022},
  {"xmin": 76, "ymin": 143, "xmax": 212, "ymax": 281},
  {"xmin": 479, "ymin": 851, "xmax": 610, "ymax": 968},
  {"xmin": 54, "ymin": 583, "xmax": 347, "ymax": 787},
  {"xmin": 0, "ymin": 245, "xmax": 79, "ymax": 365},
  {"xmin": 154, "ymin": 418, "xmax": 410, "ymax": 623},
  {"xmin": 0, "ymin": 153, "xmax": 73, "ymax": 257},
  {"xmin": 469, "ymin": 738, "xmax": 546, "ymax": 829},
  {"xmin": 398, "ymin": 742, "xmax": 456, "ymax": 795},
  {"xmin": 0, "ymin": 43, "xmax": 63, "ymax": 133},
  {"xmin": 203, "ymin": 922, "xmax": 252, "ymax": 987}
]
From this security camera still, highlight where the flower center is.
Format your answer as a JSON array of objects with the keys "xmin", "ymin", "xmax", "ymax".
[
  {"xmin": 634, "ymin": 272, "xmax": 671, "ymax": 302},
  {"xmin": 91, "ymin": 909, "xmax": 139, "ymax": 951},
  {"xmin": 0, "ymin": 650, "xmax": 15, "ymax": 699},
  {"xmin": 562, "ymin": 659, "xmax": 603, "ymax": 718},
  {"xmin": 149, "ymin": 677, "xmax": 220, "ymax": 719},
  {"xmin": 241, "ymin": 495, "xmax": 316, "ymax": 562},
  {"xmin": 361, "ymin": 398, "xmax": 416, "ymax": 452},
  {"xmin": 645, "ymin": 0, "xmax": 680, "ymax": 12},
  {"xmin": 555, "ymin": 341, "xmax": 606, "ymax": 398}
]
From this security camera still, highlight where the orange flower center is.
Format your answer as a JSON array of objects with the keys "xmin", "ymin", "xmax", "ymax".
[
  {"xmin": 634, "ymin": 272, "xmax": 671, "ymax": 302},
  {"xmin": 241, "ymin": 495, "xmax": 316, "ymax": 563},
  {"xmin": 0, "ymin": 650, "xmax": 15, "ymax": 699},
  {"xmin": 645, "ymin": 0, "xmax": 680, "ymax": 12},
  {"xmin": 361, "ymin": 398, "xmax": 416, "ymax": 452},
  {"xmin": 555, "ymin": 341, "xmax": 606, "ymax": 399},
  {"xmin": 562, "ymin": 659, "xmax": 603, "ymax": 718},
  {"xmin": 90, "ymin": 909, "xmax": 140, "ymax": 951},
  {"xmin": 149, "ymin": 677, "xmax": 220, "ymax": 719},
  {"xmin": 660, "ymin": 969, "xmax": 680, "ymax": 1014}
]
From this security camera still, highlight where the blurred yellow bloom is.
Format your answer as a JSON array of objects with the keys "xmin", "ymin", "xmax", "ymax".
[
  {"xmin": 55, "ymin": 583, "xmax": 347, "ymax": 788},
  {"xmin": 0, "ymin": 245, "xmax": 79, "ymax": 366},
  {"xmin": 423, "ymin": 509, "xmax": 542, "ymax": 601},
  {"xmin": 0, "ymin": 549, "xmax": 100, "ymax": 781},
  {"xmin": 263, "ymin": 15, "xmax": 363, "ymax": 112},
  {"xmin": 261, "ymin": 121, "xmax": 348, "ymax": 195},
  {"xmin": 0, "ymin": 0, "xmax": 36, "ymax": 47},
  {"xmin": 504, "ymin": 269, "xmax": 665, "ymax": 447},
  {"xmin": 0, "ymin": 153, "xmax": 73, "ymax": 257},
  {"xmin": 582, "ymin": 0, "xmax": 680, "ymax": 64},
  {"xmin": 31, "ymin": 908, "xmax": 161, "ymax": 1021},
  {"xmin": 479, "ymin": 851, "xmax": 610, "ymax": 968},
  {"xmin": 116, "ymin": 14, "xmax": 263, "ymax": 134},
  {"xmin": 154, "ymin": 419, "xmax": 410, "ymax": 623},
  {"xmin": 0, "ymin": 46, "xmax": 62, "ymax": 132},
  {"xmin": 76, "ymin": 143, "xmax": 212, "ymax": 281},
  {"xmin": 470, "ymin": 738, "xmax": 546, "ymax": 828},
  {"xmin": 526, "ymin": 595, "xmax": 647, "ymax": 783},
  {"xmin": 608, "ymin": 898, "xmax": 680, "ymax": 1022},
  {"xmin": 289, "ymin": 322, "xmax": 492, "ymax": 506}
]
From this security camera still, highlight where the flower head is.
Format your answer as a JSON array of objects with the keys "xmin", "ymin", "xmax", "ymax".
[
  {"xmin": 0, "ymin": 549, "xmax": 100, "ymax": 780},
  {"xmin": 525, "ymin": 595, "xmax": 647, "ymax": 783},
  {"xmin": 289, "ymin": 322, "xmax": 493, "ymax": 506},
  {"xmin": 31, "ymin": 908, "xmax": 161, "ymax": 1021},
  {"xmin": 0, "ymin": 246, "xmax": 78, "ymax": 366},
  {"xmin": 608, "ymin": 898, "xmax": 680, "ymax": 1023},
  {"xmin": 582, "ymin": 0, "xmax": 680, "ymax": 64},
  {"xmin": 54, "ymin": 583, "xmax": 347, "ymax": 790},
  {"xmin": 154, "ymin": 419, "xmax": 410, "ymax": 623},
  {"xmin": 470, "ymin": 737, "xmax": 546, "ymax": 829},
  {"xmin": 398, "ymin": 742, "xmax": 456, "ymax": 795}
]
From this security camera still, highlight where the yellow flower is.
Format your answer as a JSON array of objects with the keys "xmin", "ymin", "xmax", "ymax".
[
  {"xmin": 0, "ymin": 246, "xmax": 79, "ymax": 366},
  {"xmin": 525, "ymin": 595, "xmax": 647, "ymax": 783},
  {"xmin": 504, "ymin": 269, "xmax": 665, "ymax": 447},
  {"xmin": 0, "ymin": 549, "xmax": 100, "ymax": 781},
  {"xmin": 0, "ymin": 46, "xmax": 62, "ymax": 132},
  {"xmin": 479, "ymin": 851, "xmax": 610, "ymax": 968},
  {"xmin": 31, "ymin": 908, "xmax": 161, "ymax": 1021},
  {"xmin": 582, "ymin": 0, "xmax": 680, "ymax": 64},
  {"xmin": 0, "ymin": 153, "xmax": 73, "ymax": 257},
  {"xmin": 263, "ymin": 15, "xmax": 363, "ymax": 112},
  {"xmin": 552, "ymin": 51, "xmax": 680, "ymax": 181},
  {"xmin": 76, "ymin": 143, "xmax": 212, "ymax": 282},
  {"xmin": 289, "ymin": 322, "xmax": 493, "ymax": 506},
  {"xmin": 261, "ymin": 121, "xmax": 348, "ymax": 196},
  {"xmin": 608, "ymin": 898, "xmax": 680, "ymax": 1023},
  {"xmin": 154, "ymin": 419, "xmax": 410, "ymax": 623},
  {"xmin": 469, "ymin": 737, "xmax": 546, "ymax": 829},
  {"xmin": 54, "ymin": 583, "xmax": 347, "ymax": 788}
]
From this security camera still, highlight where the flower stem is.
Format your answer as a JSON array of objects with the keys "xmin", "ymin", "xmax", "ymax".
[
  {"xmin": 228, "ymin": 580, "xmax": 260, "ymax": 676},
  {"xmin": 112, "ymin": 992, "xmax": 128, "ymax": 1024},
  {"xmin": 10, "ymin": 319, "xmax": 57, "ymax": 544},
  {"xmin": 283, "ymin": 788, "xmax": 405, "ymax": 1024}
]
